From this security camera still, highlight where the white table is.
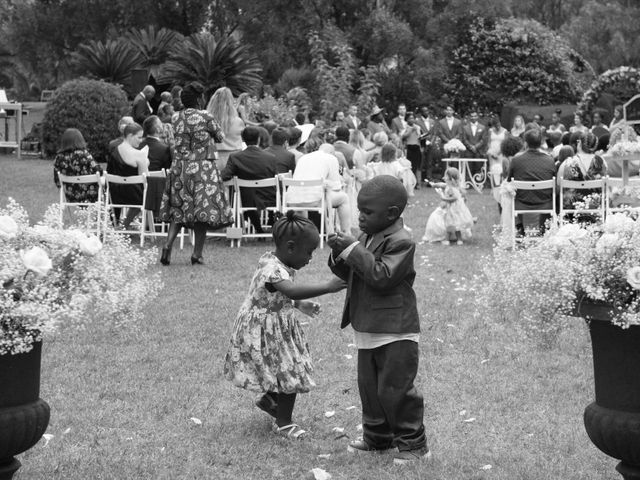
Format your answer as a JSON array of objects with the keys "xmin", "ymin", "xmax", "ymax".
[{"xmin": 443, "ymin": 157, "xmax": 488, "ymax": 193}]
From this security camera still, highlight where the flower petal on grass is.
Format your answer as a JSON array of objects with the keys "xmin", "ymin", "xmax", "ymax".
[
  {"xmin": 324, "ymin": 411, "xmax": 335, "ymax": 418},
  {"xmin": 356, "ymin": 424, "xmax": 363, "ymax": 431},
  {"xmin": 459, "ymin": 410, "xmax": 467, "ymax": 416},
  {"xmin": 344, "ymin": 354, "xmax": 353, "ymax": 359},
  {"xmin": 480, "ymin": 465, "xmax": 492, "ymax": 470},
  {"xmin": 310, "ymin": 468, "xmax": 332, "ymax": 480},
  {"xmin": 190, "ymin": 417, "xmax": 202, "ymax": 425},
  {"xmin": 42, "ymin": 434, "xmax": 54, "ymax": 447},
  {"xmin": 345, "ymin": 406, "xmax": 357, "ymax": 410},
  {"xmin": 463, "ymin": 417, "xmax": 476, "ymax": 423},
  {"xmin": 332, "ymin": 427, "xmax": 345, "ymax": 433},
  {"xmin": 63, "ymin": 428, "xmax": 71, "ymax": 434},
  {"xmin": 317, "ymin": 454, "xmax": 331, "ymax": 459}
]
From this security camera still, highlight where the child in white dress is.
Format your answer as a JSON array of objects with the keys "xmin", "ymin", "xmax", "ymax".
[
  {"xmin": 422, "ymin": 167, "xmax": 474, "ymax": 245},
  {"xmin": 371, "ymin": 143, "xmax": 417, "ymax": 196}
]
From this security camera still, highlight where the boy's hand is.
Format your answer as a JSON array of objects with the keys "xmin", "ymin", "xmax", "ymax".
[
  {"xmin": 296, "ymin": 300, "xmax": 321, "ymax": 318},
  {"xmin": 326, "ymin": 276, "xmax": 348, "ymax": 292},
  {"xmin": 328, "ymin": 232, "xmax": 358, "ymax": 255}
]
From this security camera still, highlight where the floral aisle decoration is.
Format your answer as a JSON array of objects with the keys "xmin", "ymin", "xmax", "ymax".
[
  {"xmin": 608, "ymin": 139, "xmax": 640, "ymax": 157},
  {"xmin": 478, "ymin": 213, "xmax": 640, "ymax": 341},
  {"xmin": 0, "ymin": 199, "xmax": 162, "ymax": 355},
  {"xmin": 576, "ymin": 66, "xmax": 640, "ymax": 120}
]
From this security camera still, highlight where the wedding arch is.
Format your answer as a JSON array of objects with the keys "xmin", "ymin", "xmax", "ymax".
[{"xmin": 576, "ymin": 66, "xmax": 640, "ymax": 118}]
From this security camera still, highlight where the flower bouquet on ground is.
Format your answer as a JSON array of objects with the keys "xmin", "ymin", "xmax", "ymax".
[
  {"xmin": 478, "ymin": 213, "xmax": 640, "ymax": 343},
  {"xmin": 443, "ymin": 138, "xmax": 466, "ymax": 156},
  {"xmin": 0, "ymin": 199, "xmax": 162, "ymax": 355}
]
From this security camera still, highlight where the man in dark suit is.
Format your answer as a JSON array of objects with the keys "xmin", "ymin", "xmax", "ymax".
[
  {"xmin": 437, "ymin": 105, "xmax": 464, "ymax": 147},
  {"xmin": 415, "ymin": 106, "xmax": 437, "ymax": 181},
  {"xmin": 333, "ymin": 126, "xmax": 355, "ymax": 169},
  {"xmin": 506, "ymin": 128, "xmax": 556, "ymax": 235},
  {"xmin": 132, "ymin": 85, "xmax": 155, "ymax": 125},
  {"xmin": 390, "ymin": 103, "xmax": 408, "ymax": 136},
  {"xmin": 462, "ymin": 110, "xmax": 488, "ymax": 175},
  {"xmin": 222, "ymin": 126, "xmax": 278, "ymax": 234},
  {"xmin": 265, "ymin": 128, "xmax": 296, "ymax": 174},
  {"xmin": 141, "ymin": 116, "xmax": 171, "ymax": 171}
]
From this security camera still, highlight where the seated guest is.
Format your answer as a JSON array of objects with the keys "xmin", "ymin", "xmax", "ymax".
[
  {"xmin": 333, "ymin": 126, "xmax": 355, "ymax": 169},
  {"xmin": 506, "ymin": 128, "xmax": 555, "ymax": 235},
  {"xmin": 158, "ymin": 91, "xmax": 172, "ymax": 114},
  {"xmin": 265, "ymin": 127, "xmax": 296, "ymax": 174},
  {"xmin": 141, "ymin": 116, "xmax": 172, "ymax": 171},
  {"xmin": 157, "ymin": 105, "xmax": 175, "ymax": 149},
  {"xmin": 285, "ymin": 138, "xmax": 351, "ymax": 234},
  {"xmin": 107, "ymin": 123, "xmax": 149, "ymax": 229},
  {"xmin": 53, "ymin": 128, "xmax": 102, "ymax": 203},
  {"xmin": 547, "ymin": 130, "xmax": 564, "ymax": 160},
  {"xmin": 287, "ymin": 127, "xmax": 304, "ymax": 164},
  {"xmin": 257, "ymin": 126, "xmax": 271, "ymax": 149},
  {"xmin": 222, "ymin": 126, "xmax": 278, "ymax": 234},
  {"xmin": 107, "ymin": 116, "xmax": 135, "ymax": 165},
  {"xmin": 141, "ymin": 116, "xmax": 172, "ymax": 216}
]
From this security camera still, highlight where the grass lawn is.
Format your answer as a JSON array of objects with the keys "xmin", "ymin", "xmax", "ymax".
[{"xmin": 1, "ymin": 154, "xmax": 613, "ymax": 479}]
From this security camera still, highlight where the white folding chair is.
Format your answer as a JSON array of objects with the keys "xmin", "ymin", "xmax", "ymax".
[
  {"xmin": 281, "ymin": 178, "xmax": 327, "ymax": 248},
  {"xmin": 206, "ymin": 178, "xmax": 241, "ymax": 247},
  {"xmin": 510, "ymin": 177, "xmax": 557, "ymax": 249},
  {"xmin": 559, "ymin": 177, "xmax": 605, "ymax": 224},
  {"xmin": 57, "ymin": 171, "xmax": 103, "ymax": 234},
  {"xmin": 604, "ymin": 176, "xmax": 640, "ymax": 217},
  {"xmin": 103, "ymin": 173, "xmax": 148, "ymax": 246},
  {"xmin": 235, "ymin": 177, "xmax": 280, "ymax": 245}
]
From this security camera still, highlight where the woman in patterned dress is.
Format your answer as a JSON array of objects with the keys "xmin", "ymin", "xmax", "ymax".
[
  {"xmin": 53, "ymin": 128, "xmax": 102, "ymax": 203},
  {"xmin": 159, "ymin": 82, "xmax": 234, "ymax": 266}
]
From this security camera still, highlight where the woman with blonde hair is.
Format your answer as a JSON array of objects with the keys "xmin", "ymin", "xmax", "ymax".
[{"xmin": 206, "ymin": 87, "xmax": 245, "ymax": 170}]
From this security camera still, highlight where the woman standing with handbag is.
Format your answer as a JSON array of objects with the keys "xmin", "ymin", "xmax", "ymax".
[{"xmin": 159, "ymin": 82, "xmax": 234, "ymax": 266}]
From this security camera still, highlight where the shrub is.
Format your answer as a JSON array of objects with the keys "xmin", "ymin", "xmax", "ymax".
[{"xmin": 42, "ymin": 79, "xmax": 129, "ymax": 162}]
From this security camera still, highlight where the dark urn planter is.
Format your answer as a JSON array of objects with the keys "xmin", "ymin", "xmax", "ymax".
[
  {"xmin": 579, "ymin": 301, "xmax": 640, "ymax": 480},
  {"xmin": 0, "ymin": 342, "xmax": 50, "ymax": 480}
]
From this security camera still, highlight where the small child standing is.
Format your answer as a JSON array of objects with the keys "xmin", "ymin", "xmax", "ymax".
[
  {"xmin": 328, "ymin": 175, "xmax": 430, "ymax": 465},
  {"xmin": 423, "ymin": 167, "xmax": 474, "ymax": 245},
  {"xmin": 224, "ymin": 211, "xmax": 346, "ymax": 439},
  {"xmin": 371, "ymin": 143, "xmax": 417, "ymax": 197}
]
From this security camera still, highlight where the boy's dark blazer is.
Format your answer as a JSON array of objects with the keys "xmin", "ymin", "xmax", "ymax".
[{"xmin": 329, "ymin": 218, "xmax": 420, "ymax": 334}]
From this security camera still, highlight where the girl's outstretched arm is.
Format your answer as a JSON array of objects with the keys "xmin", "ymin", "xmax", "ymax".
[{"xmin": 269, "ymin": 276, "xmax": 346, "ymax": 301}]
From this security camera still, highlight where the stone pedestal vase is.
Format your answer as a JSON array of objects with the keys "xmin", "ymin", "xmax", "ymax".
[
  {"xmin": 579, "ymin": 301, "xmax": 640, "ymax": 480},
  {"xmin": 0, "ymin": 342, "xmax": 50, "ymax": 480}
]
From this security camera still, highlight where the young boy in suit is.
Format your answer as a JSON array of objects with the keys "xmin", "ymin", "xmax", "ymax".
[{"xmin": 328, "ymin": 175, "xmax": 430, "ymax": 465}]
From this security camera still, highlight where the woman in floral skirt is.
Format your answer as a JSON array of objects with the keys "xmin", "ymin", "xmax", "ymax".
[{"xmin": 159, "ymin": 82, "xmax": 234, "ymax": 266}]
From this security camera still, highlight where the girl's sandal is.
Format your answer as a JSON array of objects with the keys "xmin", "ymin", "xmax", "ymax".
[{"xmin": 272, "ymin": 423, "xmax": 307, "ymax": 440}]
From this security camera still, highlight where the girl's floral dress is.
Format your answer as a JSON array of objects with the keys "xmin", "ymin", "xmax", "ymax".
[{"xmin": 224, "ymin": 252, "xmax": 314, "ymax": 394}]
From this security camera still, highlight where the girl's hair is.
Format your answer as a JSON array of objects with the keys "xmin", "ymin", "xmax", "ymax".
[
  {"xmin": 123, "ymin": 123, "xmax": 143, "ymax": 138},
  {"xmin": 206, "ymin": 87, "xmax": 239, "ymax": 134},
  {"xmin": 349, "ymin": 129, "xmax": 364, "ymax": 149},
  {"xmin": 581, "ymin": 132, "xmax": 598, "ymax": 153},
  {"xmin": 380, "ymin": 143, "xmax": 396, "ymax": 162},
  {"xmin": 372, "ymin": 131, "xmax": 388, "ymax": 146},
  {"xmin": 58, "ymin": 128, "xmax": 87, "ymax": 153},
  {"xmin": 513, "ymin": 115, "xmax": 524, "ymax": 128},
  {"xmin": 160, "ymin": 91, "xmax": 172, "ymax": 102},
  {"xmin": 272, "ymin": 210, "xmax": 319, "ymax": 247},
  {"xmin": 444, "ymin": 167, "xmax": 461, "ymax": 186},
  {"xmin": 557, "ymin": 145, "xmax": 575, "ymax": 164},
  {"xmin": 587, "ymin": 154, "xmax": 607, "ymax": 178}
]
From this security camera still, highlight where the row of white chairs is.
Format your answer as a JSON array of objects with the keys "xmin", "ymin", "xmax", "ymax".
[
  {"xmin": 57, "ymin": 171, "xmax": 337, "ymax": 248},
  {"xmin": 509, "ymin": 175, "xmax": 640, "ymax": 248}
]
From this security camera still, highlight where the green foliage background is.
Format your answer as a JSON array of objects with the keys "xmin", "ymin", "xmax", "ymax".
[{"xmin": 41, "ymin": 79, "xmax": 130, "ymax": 162}]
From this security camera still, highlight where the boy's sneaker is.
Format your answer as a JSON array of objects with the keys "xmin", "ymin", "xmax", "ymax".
[
  {"xmin": 441, "ymin": 240, "xmax": 450, "ymax": 246},
  {"xmin": 456, "ymin": 240, "xmax": 464, "ymax": 246},
  {"xmin": 347, "ymin": 438, "xmax": 397, "ymax": 455},
  {"xmin": 393, "ymin": 448, "xmax": 432, "ymax": 465}
]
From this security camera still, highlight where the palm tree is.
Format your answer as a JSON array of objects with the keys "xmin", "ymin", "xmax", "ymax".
[
  {"xmin": 72, "ymin": 39, "xmax": 143, "ymax": 86},
  {"xmin": 125, "ymin": 26, "xmax": 184, "ymax": 79},
  {"xmin": 160, "ymin": 33, "xmax": 262, "ymax": 98}
]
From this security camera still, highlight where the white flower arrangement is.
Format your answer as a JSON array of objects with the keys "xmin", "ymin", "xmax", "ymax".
[
  {"xmin": 608, "ymin": 139, "xmax": 640, "ymax": 157},
  {"xmin": 478, "ymin": 213, "xmax": 640, "ymax": 340},
  {"xmin": 443, "ymin": 138, "xmax": 467, "ymax": 154},
  {"xmin": 0, "ymin": 199, "xmax": 162, "ymax": 355}
]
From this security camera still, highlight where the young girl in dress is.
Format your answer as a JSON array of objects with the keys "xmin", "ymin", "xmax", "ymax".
[
  {"xmin": 224, "ymin": 211, "xmax": 345, "ymax": 439},
  {"xmin": 422, "ymin": 167, "xmax": 474, "ymax": 245}
]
